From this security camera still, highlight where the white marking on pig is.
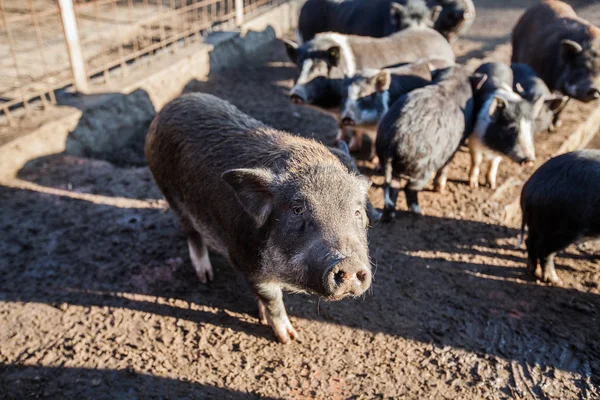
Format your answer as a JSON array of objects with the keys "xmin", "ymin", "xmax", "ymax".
[
  {"xmin": 188, "ymin": 239, "xmax": 214, "ymax": 283},
  {"xmin": 317, "ymin": 33, "xmax": 356, "ymax": 76},
  {"xmin": 295, "ymin": 59, "xmax": 314, "ymax": 86},
  {"xmin": 519, "ymin": 118, "xmax": 536, "ymax": 160}
]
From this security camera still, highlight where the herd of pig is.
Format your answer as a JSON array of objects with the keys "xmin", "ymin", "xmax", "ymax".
[{"xmin": 145, "ymin": 0, "xmax": 600, "ymax": 343}]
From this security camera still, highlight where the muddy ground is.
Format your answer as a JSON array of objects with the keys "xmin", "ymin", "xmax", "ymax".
[{"xmin": 1, "ymin": 1, "xmax": 600, "ymax": 399}]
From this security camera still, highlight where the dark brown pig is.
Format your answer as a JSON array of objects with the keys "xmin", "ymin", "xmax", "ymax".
[
  {"xmin": 145, "ymin": 93, "xmax": 373, "ymax": 343},
  {"xmin": 512, "ymin": 0, "xmax": 600, "ymax": 108}
]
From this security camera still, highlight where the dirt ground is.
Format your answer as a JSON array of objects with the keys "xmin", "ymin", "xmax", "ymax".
[{"xmin": 1, "ymin": 1, "xmax": 600, "ymax": 399}]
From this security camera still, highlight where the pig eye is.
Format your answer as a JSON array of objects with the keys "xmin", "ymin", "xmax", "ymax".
[
  {"xmin": 293, "ymin": 205, "xmax": 306, "ymax": 215},
  {"xmin": 354, "ymin": 209, "xmax": 361, "ymax": 218}
]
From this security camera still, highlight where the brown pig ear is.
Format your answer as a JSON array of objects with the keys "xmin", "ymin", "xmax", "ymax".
[
  {"xmin": 469, "ymin": 73, "xmax": 488, "ymax": 92},
  {"xmin": 561, "ymin": 39, "xmax": 583, "ymax": 62},
  {"xmin": 488, "ymin": 96, "xmax": 508, "ymax": 121},
  {"xmin": 222, "ymin": 168, "xmax": 275, "ymax": 227},
  {"xmin": 375, "ymin": 70, "xmax": 392, "ymax": 92},
  {"xmin": 546, "ymin": 95, "xmax": 568, "ymax": 113},
  {"xmin": 282, "ymin": 39, "xmax": 299, "ymax": 64}
]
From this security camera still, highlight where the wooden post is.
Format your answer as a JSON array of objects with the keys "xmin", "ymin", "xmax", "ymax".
[
  {"xmin": 235, "ymin": 0, "xmax": 244, "ymax": 26},
  {"xmin": 57, "ymin": 0, "xmax": 89, "ymax": 93}
]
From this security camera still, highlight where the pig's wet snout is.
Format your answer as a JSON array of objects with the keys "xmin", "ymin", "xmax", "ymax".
[
  {"xmin": 586, "ymin": 87, "xmax": 600, "ymax": 101},
  {"xmin": 326, "ymin": 258, "xmax": 371, "ymax": 298},
  {"xmin": 341, "ymin": 116, "xmax": 356, "ymax": 126}
]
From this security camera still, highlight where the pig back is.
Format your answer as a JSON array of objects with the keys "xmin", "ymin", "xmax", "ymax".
[
  {"xmin": 350, "ymin": 28, "xmax": 455, "ymax": 70},
  {"xmin": 377, "ymin": 67, "xmax": 472, "ymax": 178},
  {"xmin": 145, "ymin": 93, "xmax": 301, "ymax": 259}
]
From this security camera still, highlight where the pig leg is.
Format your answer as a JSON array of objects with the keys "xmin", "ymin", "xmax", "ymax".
[
  {"xmin": 255, "ymin": 282, "xmax": 298, "ymax": 343},
  {"xmin": 433, "ymin": 164, "xmax": 450, "ymax": 193},
  {"xmin": 186, "ymin": 229, "xmax": 214, "ymax": 284},
  {"xmin": 486, "ymin": 156, "xmax": 502, "ymax": 189},
  {"xmin": 469, "ymin": 145, "xmax": 483, "ymax": 188},
  {"xmin": 381, "ymin": 159, "xmax": 396, "ymax": 222},
  {"xmin": 525, "ymin": 234, "xmax": 542, "ymax": 279},
  {"xmin": 405, "ymin": 179, "xmax": 427, "ymax": 215},
  {"xmin": 539, "ymin": 252, "xmax": 562, "ymax": 285}
]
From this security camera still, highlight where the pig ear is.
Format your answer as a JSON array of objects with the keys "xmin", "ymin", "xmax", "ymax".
[
  {"xmin": 470, "ymin": 73, "xmax": 488, "ymax": 92},
  {"xmin": 454, "ymin": 8, "xmax": 466, "ymax": 20},
  {"xmin": 222, "ymin": 168, "xmax": 275, "ymax": 227},
  {"xmin": 515, "ymin": 83, "xmax": 525, "ymax": 96},
  {"xmin": 282, "ymin": 39, "xmax": 299, "ymax": 64},
  {"xmin": 375, "ymin": 70, "xmax": 392, "ymax": 92},
  {"xmin": 430, "ymin": 5, "xmax": 442, "ymax": 23},
  {"xmin": 561, "ymin": 39, "xmax": 583, "ymax": 62},
  {"xmin": 532, "ymin": 96, "xmax": 546, "ymax": 118},
  {"xmin": 488, "ymin": 96, "xmax": 508, "ymax": 120},
  {"xmin": 327, "ymin": 46, "xmax": 341, "ymax": 67},
  {"xmin": 390, "ymin": 3, "xmax": 406, "ymax": 26},
  {"xmin": 545, "ymin": 95, "xmax": 568, "ymax": 113}
]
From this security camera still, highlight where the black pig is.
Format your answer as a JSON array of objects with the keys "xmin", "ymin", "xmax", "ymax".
[
  {"xmin": 511, "ymin": 63, "xmax": 567, "ymax": 133},
  {"xmin": 376, "ymin": 66, "xmax": 474, "ymax": 217},
  {"xmin": 469, "ymin": 62, "xmax": 542, "ymax": 189},
  {"xmin": 283, "ymin": 28, "xmax": 455, "ymax": 108},
  {"xmin": 520, "ymin": 149, "xmax": 600, "ymax": 284},
  {"xmin": 297, "ymin": 0, "xmax": 432, "ymax": 43},
  {"xmin": 145, "ymin": 93, "xmax": 373, "ymax": 343},
  {"xmin": 512, "ymin": 1, "xmax": 600, "ymax": 106}
]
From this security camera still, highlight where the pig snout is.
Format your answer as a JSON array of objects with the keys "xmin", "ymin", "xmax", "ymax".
[
  {"xmin": 566, "ymin": 84, "xmax": 600, "ymax": 103},
  {"xmin": 290, "ymin": 86, "xmax": 308, "ymax": 104},
  {"xmin": 585, "ymin": 87, "xmax": 600, "ymax": 102},
  {"xmin": 325, "ymin": 257, "xmax": 371, "ymax": 299},
  {"xmin": 341, "ymin": 113, "xmax": 356, "ymax": 126}
]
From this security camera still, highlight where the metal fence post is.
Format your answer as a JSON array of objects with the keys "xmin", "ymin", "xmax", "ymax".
[
  {"xmin": 57, "ymin": 0, "xmax": 89, "ymax": 93},
  {"xmin": 235, "ymin": 0, "xmax": 244, "ymax": 25}
]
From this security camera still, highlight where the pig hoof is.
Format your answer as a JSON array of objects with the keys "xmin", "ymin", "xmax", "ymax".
[
  {"xmin": 272, "ymin": 320, "xmax": 299, "ymax": 344},
  {"xmin": 409, "ymin": 204, "xmax": 422, "ymax": 215},
  {"xmin": 434, "ymin": 183, "xmax": 446, "ymax": 194},
  {"xmin": 543, "ymin": 273, "xmax": 563, "ymax": 286},
  {"xmin": 469, "ymin": 180, "xmax": 479, "ymax": 189}
]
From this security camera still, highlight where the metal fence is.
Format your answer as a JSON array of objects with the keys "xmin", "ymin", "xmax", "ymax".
[{"xmin": 0, "ymin": 0, "xmax": 286, "ymax": 123}]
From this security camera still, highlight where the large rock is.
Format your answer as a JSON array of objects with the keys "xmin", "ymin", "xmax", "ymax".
[{"xmin": 65, "ymin": 89, "xmax": 155, "ymax": 166}]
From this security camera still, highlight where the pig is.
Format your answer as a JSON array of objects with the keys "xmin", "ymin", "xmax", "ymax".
[
  {"xmin": 468, "ymin": 62, "xmax": 542, "ymax": 190},
  {"xmin": 297, "ymin": 0, "xmax": 433, "ymax": 43},
  {"xmin": 511, "ymin": 63, "xmax": 568, "ymax": 133},
  {"xmin": 428, "ymin": 0, "xmax": 476, "ymax": 42},
  {"xmin": 283, "ymin": 27, "xmax": 455, "ymax": 108},
  {"xmin": 512, "ymin": 0, "xmax": 600, "ymax": 105},
  {"xmin": 339, "ymin": 58, "xmax": 453, "ymax": 160},
  {"xmin": 376, "ymin": 66, "xmax": 474, "ymax": 217},
  {"xmin": 520, "ymin": 149, "xmax": 600, "ymax": 284},
  {"xmin": 145, "ymin": 93, "xmax": 373, "ymax": 343},
  {"xmin": 328, "ymin": 141, "xmax": 382, "ymax": 224}
]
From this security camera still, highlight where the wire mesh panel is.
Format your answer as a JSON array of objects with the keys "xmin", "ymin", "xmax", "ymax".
[
  {"xmin": 0, "ymin": 0, "xmax": 286, "ymax": 123},
  {"xmin": 0, "ymin": 0, "xmax": 69, "ymax": 122},
  {"xmin": 72, "ymin": 0, "xmax": 238, "ymax": 84}
]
